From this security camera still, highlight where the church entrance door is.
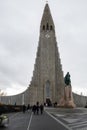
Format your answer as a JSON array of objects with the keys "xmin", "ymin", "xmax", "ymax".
[{"xmin": 46, "ymin": 98, "xmax": 52, "ymax": 106}]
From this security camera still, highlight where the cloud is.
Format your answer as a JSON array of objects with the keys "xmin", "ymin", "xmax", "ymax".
[{"xmin": 5, "ymin": 83, "xmax": 26, "ymax": 96}]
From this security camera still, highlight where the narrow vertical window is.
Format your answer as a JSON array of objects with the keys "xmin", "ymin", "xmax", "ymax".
[
  {"xmin": 50, "ymin": 25, "xmax": 53, "ymax": 30},
  {"xmin": 46, "ymin": 23, "xmax": 49, "ymax": 30},
  {"xmin": 43, "ymin": 25, "xmax": 45, "ymax": 30}
]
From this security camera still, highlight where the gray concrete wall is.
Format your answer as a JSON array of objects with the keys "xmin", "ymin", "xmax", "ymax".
[
  {"xmin": 73, "ymin": 93, "xmax": 87, "ymax": 107},
  {"xmin": 0, "ymin": 89, "xmax": 87, "ymax": 107},
  {"xmin": 0, "ymin": 88, "xmax": 30, "ymax": 106},
  {"xmin": 0, "ymin": 93, "xmax": 23, "ymax": 105}
]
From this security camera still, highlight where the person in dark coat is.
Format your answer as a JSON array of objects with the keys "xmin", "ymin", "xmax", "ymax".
[
  {"xmin": 36, "ymin": 105, "xmax": 39, "ymax": 115},
  {"xmin": 36, "ymin": 102, "xmax": 39, "ymax": 115},
  {"xmin": 23, "ymin": 104, "xmax": 26, "ymax": 113},
  {"xmin": 32, "ymin": 105, "xmax": 36, "ymax": 115},
  {"xmin": 27, "ymin": 104, "xmax": 30, "ymax": 112},
  {"xmin": 40, "ymin": 104, "xmax": 44, "ymax": 114}
]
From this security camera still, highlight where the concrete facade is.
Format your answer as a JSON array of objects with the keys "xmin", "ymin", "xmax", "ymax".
[
  {"xmin": 1, "ymin": 91, "xmax": 87, "ymax": 107},
  {"xmin": 28, "ymin": 3, "xmax": 65, "ymax": 105}
]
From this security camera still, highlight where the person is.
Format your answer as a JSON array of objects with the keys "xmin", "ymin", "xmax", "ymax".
[
  {"xmin": 27, "ymin": 104, "xmax": 30, "ymax": 112},
  {"xmin": 23, "ymin": 104, "xmax": 26, "ymax": 113},
  {"xmin": 40, "ymin": 104, "xmax": 44, "ymax": 114},
  {"xmin": 32, "ymin": 105, "xmax": 36, "ymax": 115},
  {"xmin": 36, "ymin": 102, "xmax": 39, "ymax": 115}
]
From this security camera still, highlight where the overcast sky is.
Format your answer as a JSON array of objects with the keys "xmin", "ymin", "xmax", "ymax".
[{"xmin": 0, "ymin": 0, "xmax": 87, "ymax": 96}]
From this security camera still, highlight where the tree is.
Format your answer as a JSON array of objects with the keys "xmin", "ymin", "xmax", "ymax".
[{"xmin": 0, "ymin": 89, "xmax": 7, "ymax": 96}]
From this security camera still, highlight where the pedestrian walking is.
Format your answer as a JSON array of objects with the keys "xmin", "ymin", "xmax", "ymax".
[
  {"xmin": 40, "ymin": 104, "xmax": 44, "ymax": 114},
  {"xmin": 23, "ymin": 104, "xmax": 26, "ymax": 113},
  {"xmin": 36, "ymin": 104, "xmax": 39, "ymax": 115},
  {"xmin": 27, "ymin": 104, "xmax": 30, "ymax": 112},
  {"xmin": 36, "ymin": 102, "xmax": 39, "ymax": 115},
  {"xmin": 32, "ymin": 105, "xmax": 36, "ymax": 115}
]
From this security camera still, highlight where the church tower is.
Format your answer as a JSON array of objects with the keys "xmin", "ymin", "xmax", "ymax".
[{"xmin": 28, "ymin": 3, "xmax": 65, "ymax": 105}]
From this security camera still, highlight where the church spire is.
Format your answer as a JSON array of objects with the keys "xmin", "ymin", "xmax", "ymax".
[{"xmin": 40, "ymin": 3, "xmax": 55, "ymax": 32}]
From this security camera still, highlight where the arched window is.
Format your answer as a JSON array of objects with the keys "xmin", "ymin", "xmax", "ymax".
[
  {"xmin": 45, "ymin": 80, "xmax": 50, "ymax": 98},
  {"xmin": 43, "ymin": 25, "xmax": 45, "ymax": 30},
  {"xmin": 46, "ymin": 23, "xmax": 49, "ymax": 30}
]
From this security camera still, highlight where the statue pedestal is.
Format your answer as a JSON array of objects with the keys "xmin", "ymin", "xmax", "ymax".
[{"xmin": 59, "ymin": 85, "xmax": 76, "ymax": 108}]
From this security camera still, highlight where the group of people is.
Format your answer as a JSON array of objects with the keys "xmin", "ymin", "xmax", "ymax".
[
  {"xmin": 22, "ymin": 104, "xmax": 30, "ymax": 113},
  {"xmin": 32, "ymin": 103, "xmax": 44, "ymax": 115},
  {"xmin": 22, "ymin": 102, "xmax": 44, "ymax": 115}
]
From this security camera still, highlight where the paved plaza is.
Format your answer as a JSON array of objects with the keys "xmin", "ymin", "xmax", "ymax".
[
  {"xmin": 1, "ymin": 107, "xmax": 87, "ymax": 130},
  {"xmin": 46, "ymin": 107, "xmax": 87, "ymax": 130},
  {"xmin": 0, "ymin": 110, "xmax": 68, "ymax": 130}
]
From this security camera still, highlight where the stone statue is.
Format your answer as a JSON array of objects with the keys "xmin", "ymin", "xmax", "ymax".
[
  {"xmin": 59, "ymin": 72, "xmax": 76, "ymax": 108},
  {"xmin": 64, "ymin": 72, "xmax": 71, "ymax": 86}
]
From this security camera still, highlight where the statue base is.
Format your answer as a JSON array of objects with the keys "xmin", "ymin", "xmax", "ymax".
[{"xmin": 58, "ymin": 85, "xmax": 76, "ymax": 108}]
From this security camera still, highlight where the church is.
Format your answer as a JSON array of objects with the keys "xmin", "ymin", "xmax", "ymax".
[
  {"xmin": 2, "ymin": 3, "xmax": 86, "ymax": 107},
  {"xmin": 28, "ymin": 3, "xmax": 65, "ymax": 105}
]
